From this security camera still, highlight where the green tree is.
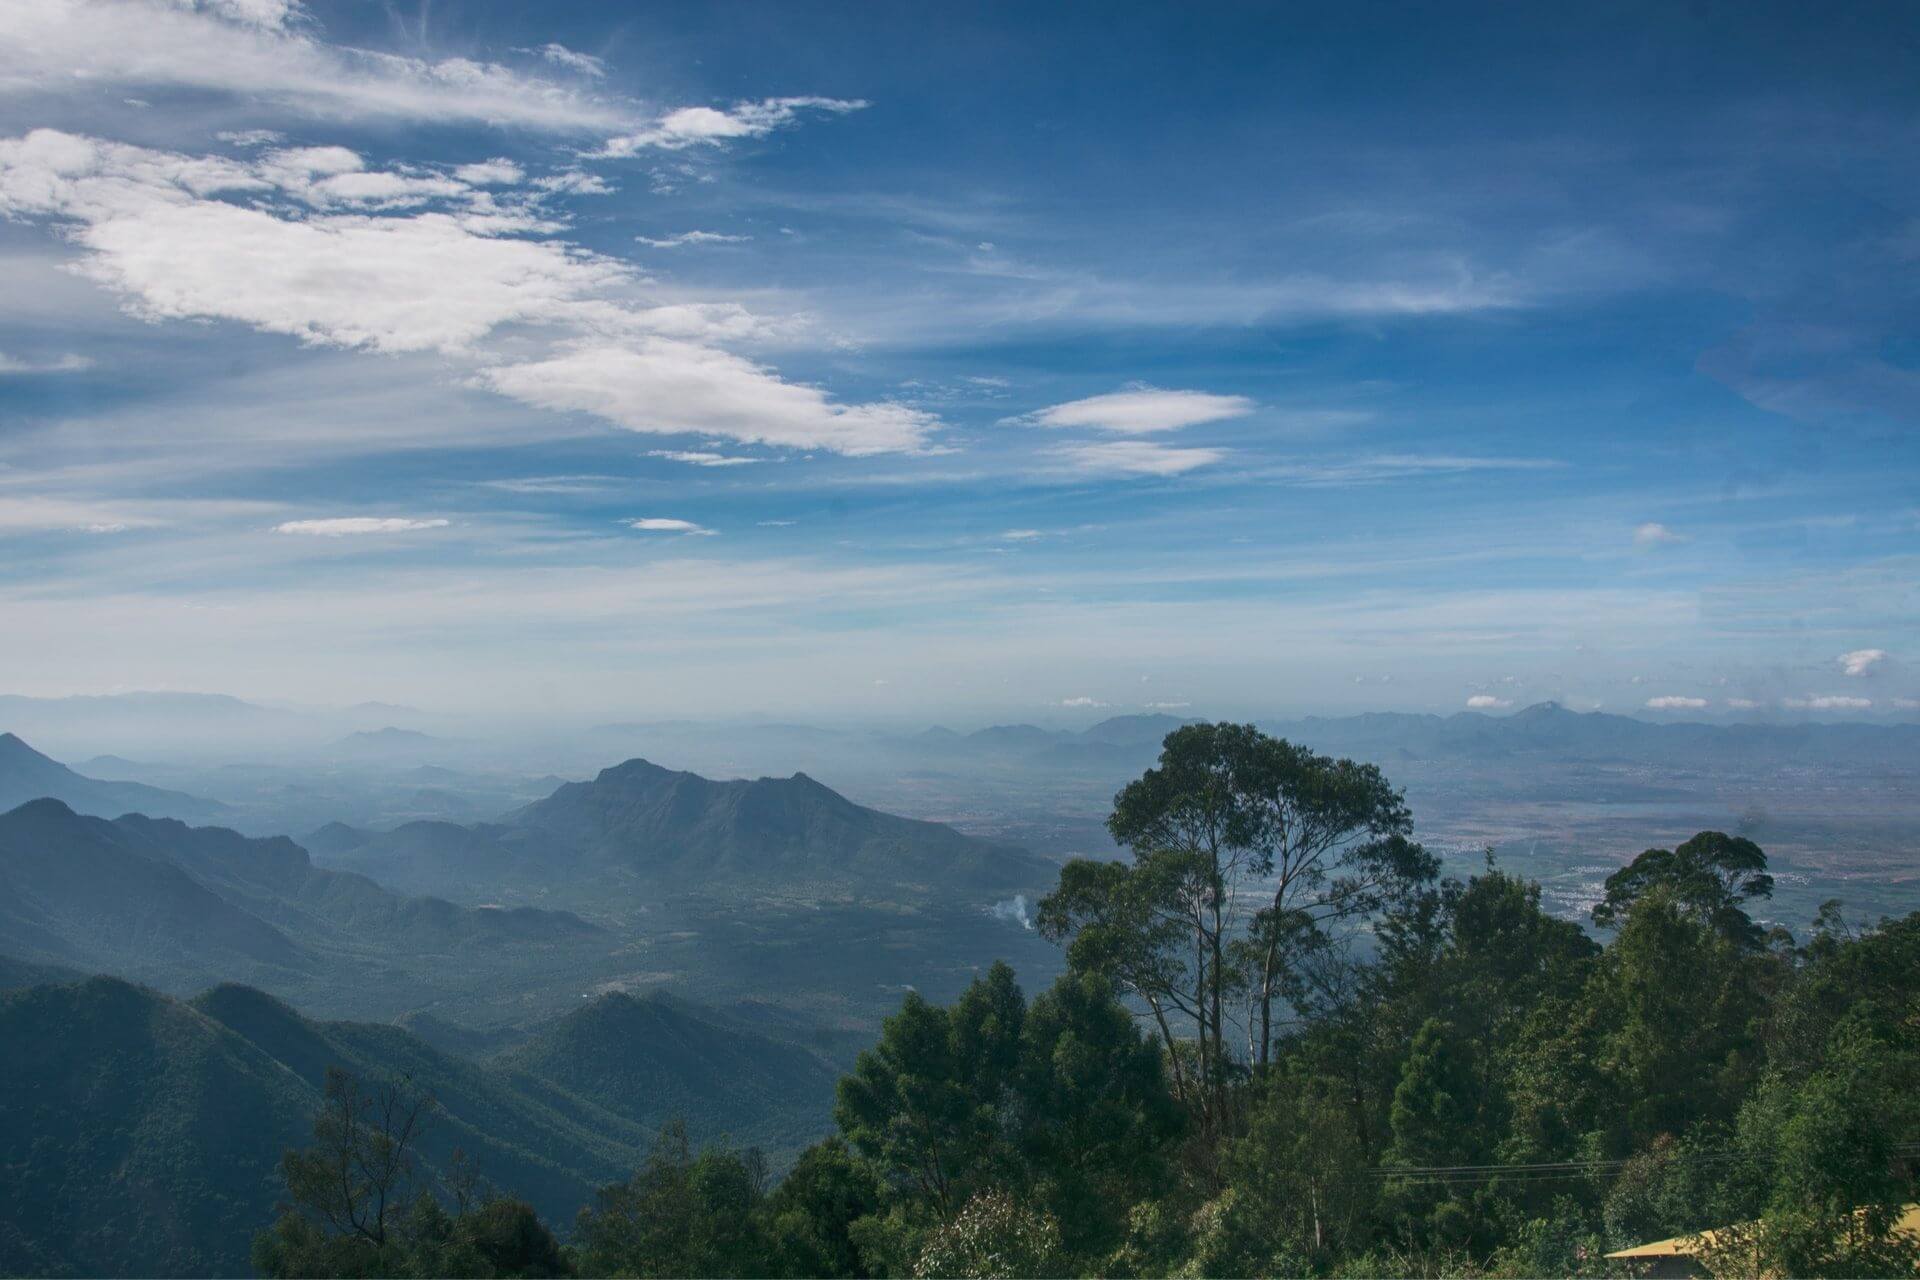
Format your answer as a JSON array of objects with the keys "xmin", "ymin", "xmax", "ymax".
[
  {"xmin": 254, "ymin": 1067, "xmax": 435, "ymax": 1277},
  {"xmin": 1384, "ymin": 1018, "xmax": 1489, "ymax": 1249},
  {"xmin": 1234, "ymin": 737, "xmax": 1425, "ymax": 1068},
  {"xmin": 1594, "ymin": 888, "xmax": 1769, "ymax": 1147},
  {"xmin": 765, "ymin": 1138, "xmax": 883, "ymax": 1278},
  {"xmin": 1012, "ymin": 971, "xmax": 1184, "ymax": 1259},
  {"xmin": 572, "ymin": 1120, "xmax": 770, "ymax": 1278},
  {"xmin": 1222, "ymin": 1071, "xmax": 1374, "ymax": 1266},
  {"xmin": 835, "ymin": 965, "xmax": 1021, "ymax": 1217},
  {"xmin": 1591, "ymin": 831, "xmax": 1774, "ymax": 949},
  {"xmin": 911, "ymin": 1190, "xmax": 1063, "ymax": 1280}
]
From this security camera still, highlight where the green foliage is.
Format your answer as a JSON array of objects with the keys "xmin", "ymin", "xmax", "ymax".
[
  {"xmin": 910, "ymin": 1190, "xmax": 1063, "ymax": 1279},
  {"xmin": 572, "ymin": 1120, "xmax": 771, "ymax": 1279},
  {"xmin": 1590, "ymin": 831, "xmax": 1774, "ymax": 948},
  {"xmin": 254, "ymin": 1068, "xmax": 571, "ymax": 1279},
  {"xmin": 765, "ymin": 1138, "xmax": 883, "ymax": 1278},
  {"xmin": 1225, "ymin": 1073, "xmax": 1373, "ymax": 1264},
  {"xmin": 1013, "ymin": 971, "xmax": 1184, "ymax": 1257}
]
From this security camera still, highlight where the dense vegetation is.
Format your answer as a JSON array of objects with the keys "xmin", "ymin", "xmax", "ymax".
[{"xmin": 241, "ymin": 724, "xmax": 1920, "ymax": 1278}]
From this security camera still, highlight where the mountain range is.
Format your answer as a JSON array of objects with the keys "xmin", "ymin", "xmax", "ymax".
[
  {"xmin": 0, "ymin": 731, "xmax": 224, "ymax": 822},
  {"xmin": 0, "ymin": 796, "xmax": 598, "ymax": 998},
  {"xmin": 889, "ymin": 704, "xmax": 1920, "ymax": 771},
  {"xmin": 314, "ymin": 756, "xmax": 1051, "ymax": 903},
  {"xmin": 0, "ymin": 972, "xmax": 840, "ymax": 1277}
]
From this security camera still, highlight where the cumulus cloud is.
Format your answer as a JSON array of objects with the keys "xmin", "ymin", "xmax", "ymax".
[
  {"xmin": 1783, "ymin": 694, "xmax": 1873, "ymax": 710},
  {"xmin": 1466, "ymin": 694, "xmax": 1511, "ymax": 709},
  {"xmin": 453, "ymin": 158, "xmax": 525, "ymax": 187},
  {"xmin": 1027, "ymin": 386, "xmax": 1254, "ymax": 434},
  {"xmin": 1839, "ymin": 648, "xmax": 1887, "ymax": 677},
  {"xmin": 595, "ymin": 97, "xmax": 868, "ymax": 158},
  {"xmin": 1059, "ymin": 696, "xmax": 1108, "ymax": 708},
  {"xmin": 1053, "ymin": 441, "xmax": 1224, "ymax": 476},
  {"xmin": 0, "ymin": 0, "xmax": 637, "ymax": 133},
  {"xmin": 635, "ymin": 230, "xmax": 751, "ymax": 248},
  {"xmin": 275, "ymin": 516, "xmax": 448, "ymax": 535},
  {"xmin": 1645, "ymin": 695, "xmax": 1708, "ymax": 710},
  {"xmin": 1634, "ymin": 521, "xmax": 1685, "ymax": 548},
  {"xmin": 626, "ymin": 517, "xmax": 715, "ymax": 535},
  {"xmin": 0, "ymin": 130, "xmax": 938, "ymax": 456}
]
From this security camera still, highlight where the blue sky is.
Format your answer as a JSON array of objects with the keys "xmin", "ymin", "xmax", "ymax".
[{"xmin": 0, "ymin": 0, "xmax": 1915, "ymax": 722}]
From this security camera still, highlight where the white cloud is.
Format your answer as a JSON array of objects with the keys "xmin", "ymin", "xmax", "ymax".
[
  {"xmin": 1465, "ymin": 694, "xmax": 1511, "ymax": 709},
  {"xmin": 1645, "ymin": 695, "xmax": 1708, "ymax": 710},
  {"xmin": 595, "ymin": 97, "xmax": 867, "ymax": 158},
  {"xmin": 0, "ymin": 496, "xmax": 159, "ymax": 531},
  {"xmin": 531, "ymin": 43, "xmax": 605, "ymax": 78},
  {"xmin": 1000, "ymin": 529, "xmax": 1041, "ymax": 541},
  {"xmin": 473, "ymin": 475, "xmax": 621, "ymax": 495},
  {"xmin": 0, "ymin": 0, "xmax": 638, "ymax": 133},
  {"xmin": 1027, "ymin": 386, "xmax": 1254, "ymax": 435},
  {"xmin": 1725, "ymin": 697, "xmax": 1761, "ymax": 709},
  {"xmin": 646, "ymin": 450, "xmax": 760, "ymax": 467},
  {"xmin": 1634, "ymin": 521, "xmax": 1685, "ymax": 548},
  {"xmin": 1143, "ymin": 700, "xmax": 1191, "ymax": 711},
  {"xmin": 635, "ymin": 230, "xmax": 751, "ymax": 248},
  {"xmin": 1895, "ymin": 697, "xmax": 1920, "ymax": 711},
  {"xmin": 1053, "ymin": 441, "xmax": 1224, "ymax": 476},
  {"xmin": 1059, "ymin": 696, "xmax": 1107, "ymax": 708},
  {"xmin": 1259, "ymin": 454, "xmax": 1562, "ymax": 487},
  {"xmin": 1839, "ymin": 648, "xmax": 1887, "ymax": 677},
  {"xmin": 274, "ymin": 517, "xmax": 448, "ymax": 536},
  {"xmin": 627, "ymin": 517, "xmax": 715, "ymax": 535},
  {"xmin": 534, "ymin": 170, "xmax": 613, "ymax": 196},
  {"xmin": 453, "ymin": 158, "xmax": 525, "ymax": 187},
  {"xmin": 214, "ymin": 129, "xmax": 283, "ymax": 148},
  {"xmin": 0, "ymin": 130, "xmax": 937, "ymax": 457},
  {"xmin": 481, "ymin": 342, "xmax": 936, "ymax": 455},
  {"xmin": 0, "ymin": 131, "xmax": 626, "ymax": 353},
  {"xmin": 1782, "ymin": 694, "xmax": 1873, "ymax": 710},
  {"xmin": 0, "ymin": 350, "xmax": 93, "ymax": 373}
]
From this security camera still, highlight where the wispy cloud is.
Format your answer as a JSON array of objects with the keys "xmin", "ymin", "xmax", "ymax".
[
  {"xmin": 275, "ymin": 517, "xmax": 449, "ymax": 536},
  {"xmin": 1782, "ymin": 694, "xmax": 1873, "ymax": 710},
  {"xmin": 0, "ymin": 350, "xmax": 93, "ymax": 374},
  {"xmin": 0, "ymin": 0, "xmax": 638, "ymax": 133},
  {"xmin": 636, "ymin": 230, "xmax": 751, "ymax": 248},
  {"xmin": 1645, "ymin": 695, "xmax": 1707, "ymax": 709},
  {"xmin": 473, "ymin": 475, "xmax": 624, "ymax": 495},
  {"xmin": 1025, "ymin": 386, "xmax": 1254, "ymax": 435},
  {"xmin": 0, "ymin": 129, "xmax": 938, "ymax": 456},
  {"xmin": 646, "ymin": 450, "xmax": 761, "ymax": 467},
  {"xmin": 595, "ymin": 97, "xmax": 868, "ymax": 158},
  {"xmin": 1466, "ymin": 694, "xmax": 1511, "ymax": 709},
  {"xmin": 1634, "ymin": 521, "xmax": 1685, "ymax": 548},
  {"xmin": 1053, "ymin": 441, "xmax": 1225, "ymax": 476},
  {"xmin": 530, "ymin": 42, "xmax": 606, "ymax": 79},
  {"xmin": 627, "ymin": 517, "xmax": 716, "ymax": 535}
]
